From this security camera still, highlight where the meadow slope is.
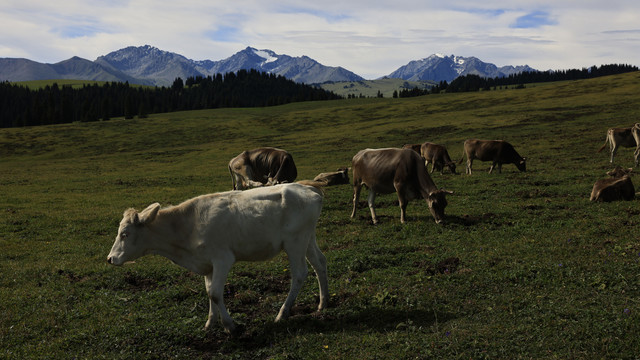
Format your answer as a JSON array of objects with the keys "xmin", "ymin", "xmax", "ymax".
[{"xmin": 1, "ymin": 72, "xmax": 640, "ymax": 359}]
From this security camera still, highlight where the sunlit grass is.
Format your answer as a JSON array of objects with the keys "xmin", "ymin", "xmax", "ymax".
[{"xmin": 1, "ymin": 72, "xmax": 640, "ymax": 358}]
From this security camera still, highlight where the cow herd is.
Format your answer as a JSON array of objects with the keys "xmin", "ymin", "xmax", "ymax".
[
  {"xmin": 107, "ymin": 128, "xmax": 636, "ymax": 334},
  {"xmin": 593, "ymin": 125, "xmax": 640, "ymax": 201}
]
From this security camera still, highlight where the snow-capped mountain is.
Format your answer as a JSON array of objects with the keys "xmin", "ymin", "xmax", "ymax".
[
  {"xmin": 0, "ymin": 46, "xmax": 536, "ymax": 86},
  {"xmin": 387, "ymin": 54, "xmax": 536, "ymax": 82},
  {"xmin": 208, "ymin": 47, "xmax": 365, "ymax": 84},
  {"xmin": 95, "ymin": 45, "xmax": 364, "ymax": 86}
]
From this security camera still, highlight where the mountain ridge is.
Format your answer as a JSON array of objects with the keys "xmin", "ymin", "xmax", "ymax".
[
  {"xmin": 387, "ymin": 54, "xmax": 536, "ymax": 82},
  {"xmin": 0, "ymin": 45, "xmax": 536, "ymax": 86}
]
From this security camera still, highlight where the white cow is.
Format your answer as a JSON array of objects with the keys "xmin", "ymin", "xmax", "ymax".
[
  {"xmin": 598, "ymin": 127, "xmax": 637, "ymax": 163},
  {"xmin": 632, "ymin": 123, "xmax": 640, "ymax": 166},
  {"xmin": 107, "ymin": 182, "xmax": 328, "ymax": 334}
]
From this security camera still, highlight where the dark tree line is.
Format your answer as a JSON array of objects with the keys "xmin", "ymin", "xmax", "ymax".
[
  {"xmin": 0, "ymin": 69, "xmax": 342, "ymax": 128},
  {"xmin": 392, "ymin": 64, "xmax": 638, "ymax": 97},
  {"xmin": 446, "ymin": 64, "xmax": 638, "ymax": 93}
]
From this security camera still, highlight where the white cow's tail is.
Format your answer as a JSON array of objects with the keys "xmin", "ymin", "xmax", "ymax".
[
  {"xmin": 597, "ymin": 131, "xmax": 611, "ymax": 153},
  {"xmin": 458, "ymin": 143, "xmax": 466, "ymax": 165}
]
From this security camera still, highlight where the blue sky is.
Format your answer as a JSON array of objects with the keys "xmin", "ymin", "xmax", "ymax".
[
  {"xmin": 1, "ymin": 1, "xmax": 638, "ymax": 79},
  {"xmin": 512, "ymin": 11, "xmax": 557, "ymax": 29}
]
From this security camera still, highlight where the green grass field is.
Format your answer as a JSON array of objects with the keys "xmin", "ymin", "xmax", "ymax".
[
  {"xmin": 2, "ymin": 72, "xmax": 640, "ymax": 359},
  {"xmin": 318, "ymin": 78, "xmax": 435, "ymax": 98}
]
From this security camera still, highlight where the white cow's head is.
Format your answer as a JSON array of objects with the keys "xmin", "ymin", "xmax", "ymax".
[{"xmin": 107, "ymin": 203, "xmax": 160, "ymax": 266}]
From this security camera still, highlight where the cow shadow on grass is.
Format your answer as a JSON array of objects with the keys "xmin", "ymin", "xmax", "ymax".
[
  {"xmin": 445, "ymin": 213, "xmax": 511, "ymax": 228},
  {"xmin": 185, "ymin": 307, "xmax": 457, "ymax": 355},
  {"xmin": 352, "ymin": 213, "xmax": 502, "ymax": 227}
]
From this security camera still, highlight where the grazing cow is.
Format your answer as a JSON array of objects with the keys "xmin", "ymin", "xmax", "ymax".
[
  {"xmin": 421, "ymin": 142, "xmax": 457, "ymax": 174},
  {"xmin": 631, "ymin": 123, "xmax": 640, "ymax": 166},
  {"xmin": 597, "ymin": 127, "xmax": 636, "ymax": 163},
  {"xmin": 402, "ymin": 143, "xmax": 422, "ymax": 154},
  {"xmin": 229, "ymin": 147, "xmax": 297, "ymax": 190},
  {"xmin": 313, "ymin": 167, "xmax": 349, "ymax": 186},
  {"xmin": 350, "ymin": 148, "xmax": 452, "ymax": 224},
  {"xmin": 459, "ymin": 139, "xmax": 526, "ymax": 174},
  {"xmin": 107, "ymin": 183, "xmax": 328, "ymax": 334},
  {"xmin": 590, "ymin": 166, "xmax": 635, "ymax": 202}
]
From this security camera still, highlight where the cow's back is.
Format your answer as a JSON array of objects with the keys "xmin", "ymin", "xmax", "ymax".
[
  {"xmin": 591, "ymin": 175, "xmax": 635, "ymax": 202},
  {"xmin": 352, "ymin": 148, "xmax": 404, "ymax": 192},
  {"xmin": 194, "ymin": 184, "xmax": 322, "ymax": 261},
  {"xmin": 611, "ymin": 128, "xmax": 637, "ymax": 147},
  {"xmin": 464, "ymin": 139, "xmax": 499, "ymax": 161},
  {"xmin": 353, "ymin": 148, "xmax": 425, "ymax": 194},
  {"xmin": 250, "ymin": 147, "xmax": 298, "ymax": 183}
]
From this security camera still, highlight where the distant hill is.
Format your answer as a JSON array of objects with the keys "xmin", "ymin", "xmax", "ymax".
[
  {"xmin": 0, "ymin": 56, "xmax": 152, "ymax": 85},
  {"xmin": 318, "ymin": 78, "xmax": 436, "ymax": 98},
  {"xmin": 387, "ymin": 54, "xmax": 536, "ymax": 83}
]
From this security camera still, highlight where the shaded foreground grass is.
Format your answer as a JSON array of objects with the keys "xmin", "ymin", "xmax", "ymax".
[{"xmin": 1, "ymin": 72, "xmax": 640, "ymax": 359}]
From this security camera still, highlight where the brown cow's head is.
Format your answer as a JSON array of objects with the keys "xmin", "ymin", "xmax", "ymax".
[
  {"xmin": 427, "ymin": 189, "xmax": 453, "ymax": 224},
  {"xmin": 446, "ymin": 161, "xmax": 457, "ymax": 174},
  {"xmin": 107, "ymin": 203, "xmax": 160, "ymax": 266},
  {"xmin": 229, "ymin": 151, "xmax": 255, "ymax": 190},
  {"xmin": 607, "ymin": 166, "xmax": 632, "ymax": 178},
  {"xmin": 516, "ymin": 158, "xmax": 527, "ymax": 172}
]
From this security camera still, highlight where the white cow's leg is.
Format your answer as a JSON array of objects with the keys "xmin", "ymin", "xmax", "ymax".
[
  {"xmin": 204, "ymin": 258, "xmax": 235, "ymax": 333},
  {"xmin": 204, "ymin": 275, "xmax": 220, "ymax": 329},
  {"xmin": 466, "ymin": 159, "xmax": 472, "ymax": 174},
  {"xmin": 276, "ymin": 252, "xmax": 308, "ymax": 322},
  {"xmin": 350, "ymin": 184, "xmax": 361, "ymax": 218},
  {"xmin": 305, "ymin": 236, "xmax": 329, "ymax": 311},
  {"xmin": 489, "ymin": 162, "xmax": 496, "ymax": 174},
  {"xmin": 634, "ymin": 147, "xmax": 640, "ymax": 166},
  {"xmin": 367, "ymin": 190, "xmax": 378, "ymax": 224},
  {"xmin": 611, "ymin": 145, "xmax": 617, "ymax": 163}
]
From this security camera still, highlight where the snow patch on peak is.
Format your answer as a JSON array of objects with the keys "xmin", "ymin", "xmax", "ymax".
[
  {"xmin": 252, "ymin": 49, "xmax": 278, "ymax": 64},
  {"xmin": 454, "ymin": 56, "xmax": 465, "ymax": 65}
]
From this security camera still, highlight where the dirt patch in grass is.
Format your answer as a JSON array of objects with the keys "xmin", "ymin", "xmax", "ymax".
[{"xmin": 411, "ymin": 257, "xmax": 462, "ymax": 275}]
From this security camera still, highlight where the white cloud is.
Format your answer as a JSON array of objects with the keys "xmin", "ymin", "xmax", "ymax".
[{"xmin": 0, "ymin": 0, "xmax": 639, "ymax": 78}]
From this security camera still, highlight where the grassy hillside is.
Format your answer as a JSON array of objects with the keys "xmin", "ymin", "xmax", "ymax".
[
  {"xmin": 318, "ymin": 77, "xmax": 436, "ymax": 97},
  {"xmin": 1, "ymin": 72, "xmax": 640, "ymax": 359}
]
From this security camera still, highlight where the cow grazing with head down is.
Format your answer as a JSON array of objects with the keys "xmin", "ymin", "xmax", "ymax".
[
  {"xmin": 590, "ymin": 166, "xmax": 635, "ymax": 202},
  {"xmin": 351, "ymin": 148, "xmax": 452, "ymax": 224},
  {"xmin": 421, "ymin": 142, "xmax": 457, "ymax": 174},
  {"xmin": 229, "ymin": 147, "xmax": 297, "ymax": 190},
  {"xmin": 459, "ymin": 139, "xmax": 526, "ymax": 174},
  {"xmin": 597, "ymin": 127, "xmax": 637, "ymax": 164},
  {"xmin": 107, "ymin": 183, "xmax": 328, "ymax": 334},
  {"xmin": 313, "ymin": 167, "xmax": 349, "ymax": 186}
]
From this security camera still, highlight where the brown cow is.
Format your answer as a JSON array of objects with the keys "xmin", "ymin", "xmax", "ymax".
[
  {"xmin": 229, "ymin": 147, "xmax": 297, "ymax": 190},
  {"xmin": 421, "ymin": 142, "xmax": 457, "ymax": 174},
  {"xmin": 313, "ymin": 168, "xmax": 349, "ymax": 186},
  {"xmin": 597, "ymin": 127, "xmax": 636, "ymax": 163},
  {"xmin": 351, "ymin": 148, "xmax": 452, "ymax": 224},
  {"xmin": 590, "ymin": 166, "xmax": 635, "ymax": 202},
  {"xmin": 402, "ymin": 143, "xmax": 422, "ymax": 154},
  {"xmin": 459, "ymin": 139, "xmax": 526, "ymax": 174}
]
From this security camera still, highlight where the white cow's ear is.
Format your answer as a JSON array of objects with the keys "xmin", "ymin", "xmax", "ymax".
[{"xmin": 138, "ymin": 203, "xmax": 160, "ymax": 225}]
